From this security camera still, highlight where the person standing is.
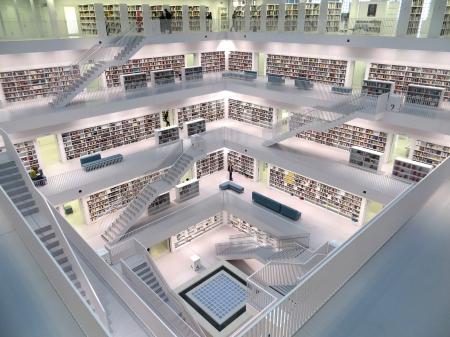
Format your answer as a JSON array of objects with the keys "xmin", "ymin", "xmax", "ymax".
[
  {"xmin": 206, "ymin": 12, "xmax": 212, "ymax": 32},
  {"xmin": 164, "ymin": 8, "xmax": 173, "ymax": 34},
  {"xmin": 230, "ymin": 10, "xmax": 238, "ymax": 32},
  {"xmin": 228, "ymin": 163, "xmax": 234, "ymax": 181}
]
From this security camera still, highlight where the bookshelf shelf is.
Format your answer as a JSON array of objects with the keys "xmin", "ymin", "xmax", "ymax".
[
  {"xmin": 104, "ymin": 4, "xmax": 121, "ymax": 35},
  {"xmin": 5, "ymin": 141, "xmax": 40, "ymax": 171},
  {"xmin": 269, "ymin": 165, "xmax": 362, "ymax": 222},
  {"xmin": 228, "ymin": 98, "xmax": 274, "ymax": 129},
  {"xmin": 392, "ymin": 158, "xmax": 432, "ymax": 183},
  {"xmin": 78, "ymin": 4, "xmax": 98, "ymax": 35},
  {"xmin": 230, "ymin": 214, "xmax": 278, "ymax": 248},
  {"xmin": 105, "ymin": 55, "xmax": 185, "ymax": 88},
  {"xmin": 362, "ymin": 79, "xmax": 394, "ymax": 96},
  {"xmin": 285, "ymin": 4, "xmax": 298, "ymax": 32},
  {"xmin": 196, "ymin": 149, "xmax": 224, "ymax": 179},
  {"xmin": 182, "ymin": 66, "xmax": 203, "ymax": 81},
  {"xmin": 227, "ymin": 150, "xmax": 255, "ymax": 180},
  {"xmin": 171, "ymin": 213, "xmax": 223, "ymax": 249},
  {"xmin": 367, "ymin": 62, "xmax": 450, "ymax": 101},
  {"xmin": 128, "ymin": 5, "xmax": 143, "ymax": 33},
  {"xmin": 186, "ymin": 118, "xmax": 206, "ymax": 137},
  {"xmin": 177, "ymin": 99, "xmax": 225, "ymax": 127},
  {"xmin": 405, "ymin": 84, "xmax": 444, "ymax": 107},
  {"xmin": 201, "ymin": 51, "xmax": 226, "ymax": 73},
  {"xmin": 326, "ymin": 1, "xmax": 342, "ymax": 33},
  {"xmin": 175, "ymin": 179, "xmax": 200, "ymax": 202},
  {"xmin": 86, "ymin": 168, "xmax": 167, "ymax": 221},
  {"xmin": 407, "ymin": 0, "xmax": 424, "ymax": 35},
  {"xmin": 441, "ymin": 0, "xmax": 450, "ymax": 36},
  {"xmin": 0, "ymin": 65, "xmax": 80, "ymax": 102},
  {"xmin": 155, "ymin": 125, "xmax": 180, "ymax": 145},
  {"xmin": 412, "ymin": 140, "xmax": 450, "ymax": 167},
  {"xmin": 229, "ymin": 51, "xmax": 253, "ymax": 72},
  {"xmin": 61, "ymin": 112, "xmax": 161, "ymax": 160},
  {"xmin": 305, "ymin": 1, "xmax": 320, "ymax": 32},
  {"xmin": 122, "ymin": 72, "xmax": 147, "ymax": 91},
  {"xmin": 266, "ymin": 54, "xmax": 348, "ymax": 86},
  {"xmin": 349, "ymin": 146, "xmax": 383, "ymax": 172},
  {"xmin": 297, "ymin": 123, "xmax": 388, "ymax": 153},
  {"xmin": 151, "ymin": 69, "xmax": 176, "ymax": 86}
]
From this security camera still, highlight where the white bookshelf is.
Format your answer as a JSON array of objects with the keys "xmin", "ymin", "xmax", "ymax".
[
  {"xmin": 266, "ymin": 4, "xmax": 279, "ymax": 31},
  {"xmin": 122, "ymin": 72, "xmax": 147, "ymax": 91},
  {"xmin": 188, "ymin": 6, "xmax": 208, "ymax": 31},
  {"xmin": 175, "ymin": 179, "xmax": 200, "ymax": 202},
  {"xmin": 155, "ymin": 125, "xmax": 180, "ymax": 145},
  {"xmin": 201, "ymin": 51, "xmax": 226, "ymax": 73},
  {"xmin": 362, "ymin": 79, "xmax": 395, "ymax": 96},
  {"xmin": 326, "ymin": 1, "xmax": 342, "ymax": 33},
  {"xmin": 171, "ymin": 213, "xmax": 223, "ymax": 249},
  {"xmin": 412, "ymin": 140, "xmax": 450, "ymax": 167},
  {"xmin": 228, "ymin": 98, "xmax": 274, "ymax": 129},
  {"xmin": 61, "ymin": 113, "xmax": 161, "ymax": 160},
  {"xmin": 407, "ymin": 0, "xmax": 424, "ymax": 35},
  {"xmin": 150, "ymin": 5, "xmax": 163, "ymax": 20},
  {"xmin": 105, "ymin": 55, "xmax": 185, "ymax": 88},
  {"xmin": 196, "ymin": 149, "xmax": 224, "ymax": 179},
  {"xmin": 128, "ymin": 5, "xmax": 143, "ymax": 32},
  {"xmin": 349, "ymin": 146, "xmax": 383, "ymax": 172},
  {"xmin": 405, "ymin": 84, "xmax": 444, "ymax": 107},
  {"xmin": 297, "ymin": 123, "xmax": 389, "ymax": 153},
  {"xmin": 269, "ymin": 165, "xmax": 362, "ymax": 222},
  {"xmin": 14, "ymin": 141, "xmax": 39, "ymax": 171},
  {"xmin": 0, "ymin": 65, "xmax": 80, "ymax": 102},
  {"xmin": 182, "ymin": 66, "xmax": 203, "ymax": 81},
  {"xmin": 86, "ymin": 168, "xmax": 167, "ymax": 221},
  {"xmin": 392, "ymin": 158, "xmax": 432, "ymax": 183},
  {"xmin": 186, "ymin": 118, "xmax": 206, "ymax": 137},
  {"xmin": 441, "ymin": 0, "xmax": 450, "ymax": 36},
  {"xmin": 368, "ymin": 62, "xmax": 450, "ymax": 101},
  {"xmin": 148, "ymin": 192, "xmax": 171, "ymax": 216},
  {"xmin": 151, "ymin": 69, "xmax": 176, "ymax": 86},
  {"xmin": 177, "ymin": 99, "xmax": 225, "ymax": 126},
  {"xmin": 230, "ymin": 214, "xmax": 278, "ymax": 248},
  {"xmin": 103, "ymin": 4, "xmax": 121, "ymax": 35},
  {"xmin": 285, "ymin": 3, "xmax": 298, "ymax": 31},
  {"xmin": 266, "ymin": 54, "xmax": 348, "ymax": 86},
  {"xmin": 219, "ymin": 7, "xmax": 229, "ymax": 30},
  {"xmin": 228, "ymin": 51, "xmax": 253, "ymax": 72},
  {"xmin": 304, "ymin": 2, "xmax": 320, "ymax": 32},
  {"xmin": 170, "ymin": 5, "xmax": 183, "ymax": 32},
  {"xmin": 78, "ymin": 4, "xmax": 98, "ymax": 35},
  {"xmin": 227, "ymin": 150, "xmax": 255, "ymax": 180}
]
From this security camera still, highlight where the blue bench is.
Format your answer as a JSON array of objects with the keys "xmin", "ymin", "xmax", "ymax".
[
  {"xmin": 219, "ymin": 181, "xmax": 244, "ymax": 194},
  {"xmin": 252, "ymin": 191, "xmax": 301, "ymax": 221},
  {"xmin": 81, "ymin": 153, "xmax": 123, "ymax": 172},
  {"xmin": 222, "ymin": 71, "xmax": 257, "ymax": 81},
  {"xmin": 295, "ymin": 77, "xmax": 314, "ymax": 90},
  {"xmin": 267, "ymin": 74, "xmax": 285, "ymax": 85},
  {"xmin": 244, "ymin": 70, "xmax": 257, "ymax": 80},
  {"xmin": 331, "ymin": 86, "xmax": 353, "ymax": 94}
]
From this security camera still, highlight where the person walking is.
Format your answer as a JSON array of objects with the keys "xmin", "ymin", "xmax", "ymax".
[
  {"xmin": 230, "ymin": 10, "xmax": 238, "ymax": 32},
  {"xmin": 164, "ymin": 8, "xmax": 173, "ymax": 34},
  {"xmin": 228, "ymin": 163, "xmax": 234, "ymax": 181}
]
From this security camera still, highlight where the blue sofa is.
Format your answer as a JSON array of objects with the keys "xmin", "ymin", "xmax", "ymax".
[
  {"xmin": 219, "ymin": 181, "xmax": 244, "ymax": 193},
  {"xmin": 222, "ymin": 71, "xmax": 257, "ymax": 81},
  {"xmin": 295, "ymin": 77, "xmax": 314, "ymax": 90},
  {"xmin": 267, "ymin": 74, "xmax": 285, "ymax": 85},
  {"xmin": 252, "ymin": 192, "xmax": 301, "ymax": 221},
  {"xmin": 80, "ymin": 153, "xmax": 123, "ymax": 172},
  {"xmin": 331, "ymin": 86, "xmax": 353, "ymax": 94}
]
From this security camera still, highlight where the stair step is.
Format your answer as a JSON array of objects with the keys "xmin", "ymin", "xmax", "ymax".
[
  {"xmin": 21, "ymin": 207, "xmax": 39, "ymax": 216},
  {"xmin": 2, "ymin": 180, "xmax": 25, "ymax": 191},
  {"xmin": 7, "ymin": 186, "xmax": 29, "ymax": 197},
  {"xmin": 51, "ymin": 248, "xmax": 64, "ymax": 258},
  {"xmin": 57, "ymin": 256, "xmax": 69, "ymax": 265},
  {"xmin": 11, "ymin": 192, "xmax": 33, "ymax": 204},
  {"xmin": 0, "ymin": 167, "xmax": 18, "ymax": 176},
  {"xmin": 35, "ymin": 224, "xmax": 52, "ymax": 235},
  {"xmin": 0, "ymin": 161, "xmax": 16, "ymax": 170},
  {"xmin": 39, "ymin": 232, "xmax": 56, "ymax": 243},
  {"xmin": 66, "ymin": 271, "xmax": 77, "ymax": 281},
  {"xmin": 45, "ymin": 240, "xmax": 60, "ymax": 250},
  {"xmin": 16, "ymin": 199, "xmax": 36, "ymax": 210},
  {"xmin": 132, "ymin": 262, "xmax": 148, "ymax": 272}
]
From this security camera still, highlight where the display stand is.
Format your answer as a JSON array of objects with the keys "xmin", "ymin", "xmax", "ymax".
[
  {"xmin": 392, "ymin": 158, "xmax": 432, "ymax": 183},
  {"xmin": 186, "ymin": 118, "xmax": 206, "ymax": 137},
  {"xmin": 175, "ymin": 179, "xmax": 200, "ymax": 202},
  {"xmin": 155, "ymin": 125, "xmax": 180, "ymax": 145},
  {"xmin": 349, "ymin": 146, "xmax": 383, "ymax": 172}
]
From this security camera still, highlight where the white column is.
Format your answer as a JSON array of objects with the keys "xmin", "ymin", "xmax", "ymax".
[
  {"xmin": 29, "ymin": 0, "xmax": 43, "ymax": 37},
  {"xmin": 244, "ymin": 2, "xmax": 251, "ymax": 31},
  {"xmin": 225, "ymin": 51, "xmax": 230, "ymax": 70},
  {"xmin": 317, "ymin": 0, "xmax": 329, "ymax": 33},
  {"xmin": 46, "ymin": 0, "xmax": 59, "ymax": 37},
  {"xmin": 0, "ymin": 10, "xmax": 5, "ymax": 38},
  {"xmin": 119, "ymin": 4, "xmax": 129, "ymax": 32},
  {"xmin": 358, "ymin": 198, "xmax": 368, "ymax": 226},
  {"xmin": 94, "ymin": 3, "xmax": 107, "ymax": 38},
  {"xmin": 260, "ymin": 4, "xmax": 267, "ymax": 32},
  {"xmin": 182, "ymin": 5, "xmax": 189, "ymax": 32},
  {"xmin": 56, "ymin": 133, "xmax": 67, "ymax": 163},
  {"xmin": 278, "ymin": 2, "xmax": 286, "ymax": 32},
  {"xmin": 345, "ymin": 60, "xmax": 355, "ymax": 87},
  {"xmin": 426, "ymin": 0, "xmax": 447, "ymax": 37},
  {"xmin": 297, "ymin": 1, "xmax": 306, "ymax": 33},
  {"xmin": 396, "ymin": 0, "xmax": 413, "ymax": 36},
  {"xmin": 142, "ymin": 4, "xmax": 152, "ymax": 35},
  {"xmin": 200, "ymin": 6, "xmax": 207, "ymax": 31}
]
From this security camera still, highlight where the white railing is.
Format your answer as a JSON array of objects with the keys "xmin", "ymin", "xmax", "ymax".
[{"xmin": 230, "ymin": 153, "xmax": 450, "ymax": 337}]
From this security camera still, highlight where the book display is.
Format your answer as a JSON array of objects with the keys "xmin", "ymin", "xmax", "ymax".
[
  {"xmin": 230, "ymin": 214, "xmax": 278, "ymax": 248},
  {"xmin": 186, "ymin": 119, "xmax": 206, "ymax": 136},
  {"xmin": 297, "ymin": 124, "xmax": 388, "ymax": 152},
  {"xmin": 175, "ymin": 179, "xmax": 200, "ymax": 202},
  {"xmin": 392, "ymin": 158, "xmax": 432, "ymax": 183},
  {"xmin": 305, "ymin": 1, "xmax": 320, "ymax": 32},
  {"xmin": 407, "ymin": 0, "xmax": 424, "ymax": 35},
  {"xmin": 61, "ymin": 113, "xmax": 161, "ymax": 160},
  {"xmin": 269, "ymin": 165, "xmax": 362, "ymax": 221},
  {"xmin": 0, "ymin": 65, "xmax": 80, "ymax": 102},
  {"xmin": 412, "ymin": 140, "xmax": 450, "ymax": 167},
  {"xmin": 122, "ymin": 73, "xmax": 147, "ymax": 91},
  {"xmin": 201, "ymin": 51, "xmax": 226, "ymax": 73},
  {"xmin": 285, "ymin": 3, "xmax": 298, "ymax": 31},
  {"xmin": 405, "ymin": 84, "xmax": 444, "ymax": 107},
  {"xmin": 86, "ymin": 168, "xmax": 167, "ymax": 221},
  {"xmin": 349, "ymin": 146, "xmax": 383, "ymax": 172},
  {"xmin": 177, "ymin": 99, "xmax": 225, "ymax": 126},
  {"xmin": 170, "ymin": 5, "xmax": 183, "ymax": 32},
  {"xmin": 7, "ymin": 141, "xmax": 40, "ymax": 171},
  {"xmin": 228, "ymin": 51, "xmax": 253, "ymax": 72},
  {"xmin": 151, "ymin": 69, "xmax": 176, "ymax": 86},
  {"xmin": 367, "ymin": 63, "xmax": 450, "ymax": 101},
  {"xmin": 196, "ymin": 149, "xmax": 224, "ymax": 179},
  {"xmin": 362, "ymin": 79, "xmax": 394, "ymax": 96},
  {"xmin": 228, "ymin": 99, "xmax": 274, "ymax": 129},
  {"xmin": 227, "ymin": 150, "xmax": 255, "ymax": 179},
  {"xmin": 189, "ymin": 6, "xmax": 209, "ymax": 31},
  {"xmin": 326, "ymin": 1, "xmax": 342, "ymax": 33},
  {"xmin": 266, "ymin": 54, "xmax": 348, "ymax": 86},
  {"xmin": 150, "ymin": 5, "xmax": 163, "ymax": 20},
  {"xmin": 155, "ymin": 125, "xmax": 180, "ymax": 145},
  {"xmin": 105, "ymin": 55, "xmax": 185, "ymax": 88},
  {"xmin": 128, "ymin": 5, "xmax": 143, "ymax": 32},
  {"xmin": 104, "ymin": 4, "xmax": 121, "ymax": 35},
  {"xmin": 266, "ymin": 4, "xmax": 279, "ymax": 31},
  {"xmin": 171, "ymin": 213, "xmax": 223, "ymax": 249},
  {"xmin": 182, "ymin": 66, "xmax": 203, "ymax": 81},
  {"xmin": 78, "ymin": 4, "xmax": 98, "ymax": 35},
  {"xmin": 147, "ymin": 192, "xmax": 171, "ymax": 216}
]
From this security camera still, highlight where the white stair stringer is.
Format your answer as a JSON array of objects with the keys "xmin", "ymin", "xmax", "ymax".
[
  {"xmin": 103, "ymin": 140, "xmax": 206, "ymax": 244},
  {"xmin": 50, "ymin": 33, "xmax": 146, "ymax": 108},
  {"xmin": 121, "ymin": 240, "xmax": 206, "ymax": 337},
  {"xmin": 0, "ymin": 129, "xmax": 109, "ymax": 332},
  {"xmin": 263, "ymin": 109, "xmax": 362, "ymax": 147}
]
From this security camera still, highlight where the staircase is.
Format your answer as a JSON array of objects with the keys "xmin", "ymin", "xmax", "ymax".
[
  {"xmin": 102, "ymin": 138, "xmax": 206, "ymax": 244},
  {"xmin": 50, "ymin": 32, "xmax": 146, "ymax": 108},
  {"xmin": 132, "ymin": 261, "xmax": 171, "ymax": 305}
]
